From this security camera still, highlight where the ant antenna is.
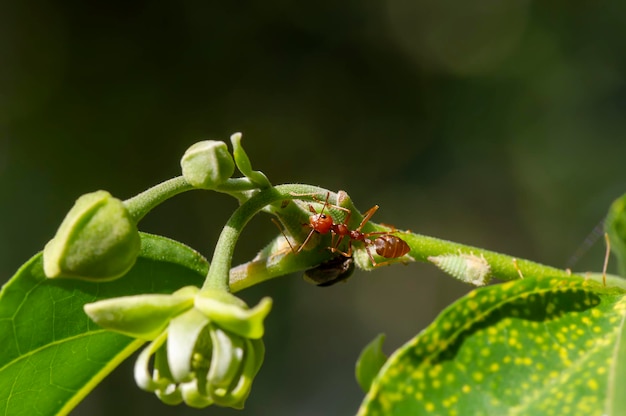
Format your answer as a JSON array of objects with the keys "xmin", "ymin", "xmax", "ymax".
[
  {"xmin": 566, "ymin": 219, "xmax": 605, "ymax": 269},
  {"xmin": 512, "ymin": 258, "xmax": 524, "ymax": 279},
  {"xmin": 271, "ymin": 218, "xmax": 296, "ymax": 252}
]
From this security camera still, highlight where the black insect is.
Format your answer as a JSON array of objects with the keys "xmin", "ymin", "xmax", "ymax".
[{"xmin": 303, "ymin": 255, "xmax": 355, "ymax": 287}]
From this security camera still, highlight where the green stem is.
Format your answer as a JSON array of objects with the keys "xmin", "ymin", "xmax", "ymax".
[
  {"xmin": 228, "ymin": 231, "xmax": 577, "ymax": 292},
  {"xmin": 395, "ymin": 231, "xmax": 573, "ymax": 281},
  {"xmin": 227, "ymin": 211, "xmax": 584, "ymax": 292},
  {"xmin": 205, "ymin": 183, "xmax": 598, "ymax": 292},
  {"xmin": 123, "ymin": 175, "xmax": 270, "ymax": 223},
  {"xmin": 203, "ymin": 184, "xmax": 330, "ymax": 291},
  {"xmin": 124, "ymin": 176, "xmax": 194, "ymax": 223}
]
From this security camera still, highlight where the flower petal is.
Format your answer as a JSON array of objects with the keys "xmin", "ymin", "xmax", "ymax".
[
  {"xmin": 194, "ymin": 292, "xmax": 272, "ymax": 339},
  {"xmin": 134, "ymin": 331, "xmax": 170, "ymax": 392},
  {"xmin": 216, "ymin": 337, "xmax": 266, "ymax": 409},
  {"xmin": 207, "ymin": 327, "xmax": 245, "ymax": 397},
  {"xmin": 180, "ymin": 379, "xmax": 214, "ymax": 408},
  {"xmin": 167, "ymin": 308, "xmax": 210, "ymax": 382},
  {"xmin": 85, "ymin": 291, "xmax": 194, "ymax": 340}
]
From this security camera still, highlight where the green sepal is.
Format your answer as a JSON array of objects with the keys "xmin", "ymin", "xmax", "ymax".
[
  {"xmin": 181, "ymin": 140, "xmax": 236, "ymax": 190},
  {"xmin": 194, "ymin": 290, "xmax": 273, "ymax": 339},
  {"xmin": 84, "ymin": 287, "xmax": 196, "ymax": 340},
  {"xmin": 230, "ymin": 133, "xmax": 271, "ymax": 188},
  {"xmin": 43, "ymin": 190, "xmax": 141, "ymax": 281}
]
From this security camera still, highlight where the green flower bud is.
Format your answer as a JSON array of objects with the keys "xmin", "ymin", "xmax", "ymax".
[
  {"xmin": 43, "ymin": 190, "xmax": 141, "ymax": 281},
  {"xmin": 181, "ymin": 140, "xmax": 236, "ymax": 189}
]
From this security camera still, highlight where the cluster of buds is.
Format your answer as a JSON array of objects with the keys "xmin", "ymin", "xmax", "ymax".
[
  {"xmin": 41, "ymin": 134, "xmax": 277, "ymax": 409},
  {"xmin": 85, "ymin": 287, "xmax": 271, "ymax": 408},
  {"xmin": 180, "ymin": 133, "xmax": 271, "ymax": 191}
]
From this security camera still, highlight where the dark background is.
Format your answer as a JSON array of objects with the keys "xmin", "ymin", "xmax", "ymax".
[{"xmin": 2, "ymin": 2, "xmax": 625, "ymax": 415}]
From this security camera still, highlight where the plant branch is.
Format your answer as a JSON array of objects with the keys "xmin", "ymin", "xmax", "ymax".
[
  {"xmin": 124, "ymin": 176, "xmax": 194, "ymax": 223},
  {"xmin": 202, "ymin": 184, "xmax": 332, "ymax": 291},
  {"xmin": 228, "ymin": 212, "xmax": 590, "ymax": 291}
]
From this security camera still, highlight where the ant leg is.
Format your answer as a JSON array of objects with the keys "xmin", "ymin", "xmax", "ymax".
[
  {"xmin": 275, "ymin": 204, "xmax": 318, "ymax": 254},
  {"xmin": 290, "ymin": 191, "xmax": 331, "ymax": 208},
  {"xmin": 296, "ymin": 228, "xmax": 317, "ymax": 253},
  {"xmin": 332, "ymin": 234, "xmax": 347, "ymax": 251},
  {"xmin": 314, "ymin": 193, "xmax": 353, "ymax": 226},
  {"xmin": 289, "ymin": 193, "xmax": 332, "ymax": 254},
  {"xmin": 271, "ymin": 218, "xmax": 297, "ymax": 253},
  {"xmin": 361, "ymin": 230, "xmax": 393, "ymax": 239},
  {"xmin": 364, "ymin": 240, "xmax": 395, "ymax": 268},
  {"xmin": 365, "ymin": 242, "xmax": 402, "ymax": 268},
  {"xmin": 377, "ymin": 223, "xmax": 401, "ymax": 232},
  {"xmin": 329, "ymin": 240, "xmax": 353, "ymax": 258},
  {"xmin": 289, "ymin": 191, "xmax": 329, "ymax": 200},
  {"xmin": 366, "ymin": 245, "xmax": 379, "ymax": 267},
  {"xmin": 602, "ymin": 232, "xmax": 610, "ymax": 287},
  {"xmin": 318, "ymin": 192, "xmax": 331, "ymax": 215},
  {"xmin": 355, "ymin": 205, "xmax": 380, "ymax": 232},
  {"xmin": 303, "ymin": 192, "xmax": 330, "ymax": 215}
]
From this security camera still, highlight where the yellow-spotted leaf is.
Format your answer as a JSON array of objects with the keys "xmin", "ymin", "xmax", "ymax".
[
  {"xmin": 358, "ymin": 276, "xmax": 626, "ymax": 416},
  {"xmin": 0, "ymin": 233, "xmax": 208, "ymax": 416}
]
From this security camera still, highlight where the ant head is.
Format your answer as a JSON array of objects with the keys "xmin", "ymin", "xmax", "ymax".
[{"xmin": 309, "ymin": 213, "xmax": 333, "ymax": 234}]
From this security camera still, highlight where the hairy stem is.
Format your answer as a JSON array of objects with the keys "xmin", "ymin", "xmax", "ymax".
[
  {"xmin": 204, "ymin": 183, "xmax": 600, "ymax": 292},
  {"xmin": 227, "ymin": 211, "xmax": 588, "ymax": 291},
  {"xmin": 203, "ymin": 184, "xmax": 331, "ymax": 291},
  {"xmin": 124, "ymin": 176, "xmax": 193, "ymax": 223},
  {"xmin": 396, "ymin": 231, "xmax": 573, "ymax": 280}
]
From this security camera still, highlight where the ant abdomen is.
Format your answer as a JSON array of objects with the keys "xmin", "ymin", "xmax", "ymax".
[{"xmin": 374, "ymin": 235, "xmax": 410, "ymax": 259}]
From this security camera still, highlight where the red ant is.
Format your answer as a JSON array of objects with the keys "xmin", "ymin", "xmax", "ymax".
[{"xmin": 295, "ymin": 193, "xmax": 411, "ymax": 267}]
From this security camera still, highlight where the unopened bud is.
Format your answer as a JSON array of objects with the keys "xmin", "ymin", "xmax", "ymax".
[
  {"xmin": 181, "ymin": 140, "xmax": 235, "ymax": 189},
  {"xmin": 43, "ymin": 190, "xmax": 141, "ymax": 281}
]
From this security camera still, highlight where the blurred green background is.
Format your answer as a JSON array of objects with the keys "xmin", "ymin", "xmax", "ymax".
[{"xmin": 2, "ymin": 1, "xmax": 625, "ymax": 415}]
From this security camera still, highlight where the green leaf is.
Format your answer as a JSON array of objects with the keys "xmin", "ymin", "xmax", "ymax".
[
  {"xmin": 0, "ymin": 232, "xmax": 208, "ymax": 416},
  {"xmin": 358, "ymin": 276, "xmax": 626, "ymax": 416},
  {"xmin": 356, "ymin": 334, "xmax": 388, "ymax": 392},
  {"xmin": 606, "ymin": 193, "xmax": 626, "ymax": 277},
  {"xmin": 608, "ymin": 311, "xmax": 626, "ymax": 415}
]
